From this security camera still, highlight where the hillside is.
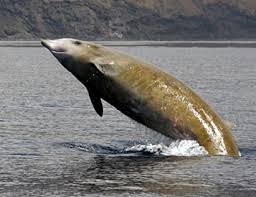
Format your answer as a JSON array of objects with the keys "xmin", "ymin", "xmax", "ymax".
[{"xmin": 1, "ymin": 0, "xmax": 256, "ymax": 40}]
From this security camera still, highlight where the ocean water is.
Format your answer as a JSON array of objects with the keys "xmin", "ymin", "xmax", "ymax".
[{"xmin": 0, "ymin": 43, "xmax": 255, "ymax": 196}]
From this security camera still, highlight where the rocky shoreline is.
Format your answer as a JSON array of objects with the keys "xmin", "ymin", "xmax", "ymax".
[{"xmin": 1, "ymin": 0, "xmax": 256, "ymax": 40}]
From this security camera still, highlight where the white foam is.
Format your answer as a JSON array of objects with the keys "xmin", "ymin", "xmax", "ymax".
[{"xmin": 125, "ymin": 140, "xmax": 208, "ymax": 156}]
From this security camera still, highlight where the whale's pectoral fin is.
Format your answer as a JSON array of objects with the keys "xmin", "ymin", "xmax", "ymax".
[
  {"xmin": 94, "ymin": 63, "xmax": 118, "ymax": 76},
  {"xmin": 92, "ymin": 58, "xmax": 119, "ymax": 76},
  {"xmin": 87, "ymin": 88, "xmax": 103, "ymax": 117}
]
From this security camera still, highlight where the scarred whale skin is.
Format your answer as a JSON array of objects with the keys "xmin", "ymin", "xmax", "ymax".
[{"xmin": 41, "ymin": 38, "xmax": 239, "ymax": 156}]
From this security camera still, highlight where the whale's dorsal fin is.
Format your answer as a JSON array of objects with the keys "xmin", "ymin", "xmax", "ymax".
[
  {"xmin": 87, "ymin": 88, "xmax": 103, "ymax": 117},
  {"xmin": 224, "ymin": 120, "xmax": 235, "ymax": 130}
]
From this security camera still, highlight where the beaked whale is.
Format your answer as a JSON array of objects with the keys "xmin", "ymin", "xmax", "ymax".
[{"xmin": 41, "ymin": 38, "xmax": 239, "ymax": 156}]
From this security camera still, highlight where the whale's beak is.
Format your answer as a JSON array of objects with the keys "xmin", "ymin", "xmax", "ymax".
[
  {"xmin": 41, "ymin": 39, "xmax": 66, "ymax": 54},
  {"xmin": 41, "ymin": 39, "xmax": 50, "ymax": 50}
]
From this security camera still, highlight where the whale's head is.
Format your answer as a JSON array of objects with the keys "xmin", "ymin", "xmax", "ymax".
[{"xmin": 41, "ymin": 38, "xmax": 104, "ymax": 81}]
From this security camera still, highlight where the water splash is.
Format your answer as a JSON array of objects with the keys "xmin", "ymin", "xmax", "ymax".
[
  {"xmin": 124, "ymin": 140, "xmax": 208, "ymax": 156},
  {"xmin": 59, "ymin": 140, "xmax": 208, "ymax": 156}
]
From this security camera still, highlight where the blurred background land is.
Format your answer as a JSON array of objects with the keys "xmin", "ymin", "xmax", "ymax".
[{"xmin": 1, "ymin": 0, "xmax": 256, "ymax": 41}]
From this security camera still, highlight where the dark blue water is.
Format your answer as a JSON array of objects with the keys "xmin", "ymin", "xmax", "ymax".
[{"xmin": 0, "ymin": 43, "xmax": 255, "ymax": 196}]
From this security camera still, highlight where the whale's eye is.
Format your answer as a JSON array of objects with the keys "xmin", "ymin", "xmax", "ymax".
[{"xmin": 73, "ymin": 40, "xmax": 82, "ymax": 46}]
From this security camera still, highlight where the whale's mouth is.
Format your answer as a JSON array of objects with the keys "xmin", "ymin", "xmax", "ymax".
[{"xmin": 41, "ymin": 39, "xmax": 66, "ymax": 54}]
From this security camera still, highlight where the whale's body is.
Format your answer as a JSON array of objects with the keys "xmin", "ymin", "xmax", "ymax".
[{"xmin": 41, "ymin": 38, "xmax": 239, "ymax": 156}]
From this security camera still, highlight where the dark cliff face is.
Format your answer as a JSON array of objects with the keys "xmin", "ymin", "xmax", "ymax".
[{"xmin": 1, "ymin": 0, "xmax": 256, "ymax": 40}]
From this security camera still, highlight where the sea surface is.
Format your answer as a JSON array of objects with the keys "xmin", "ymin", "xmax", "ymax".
[{"xmin": 0, "ymin": 42, "xmax": 255, "ymax": 196}]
